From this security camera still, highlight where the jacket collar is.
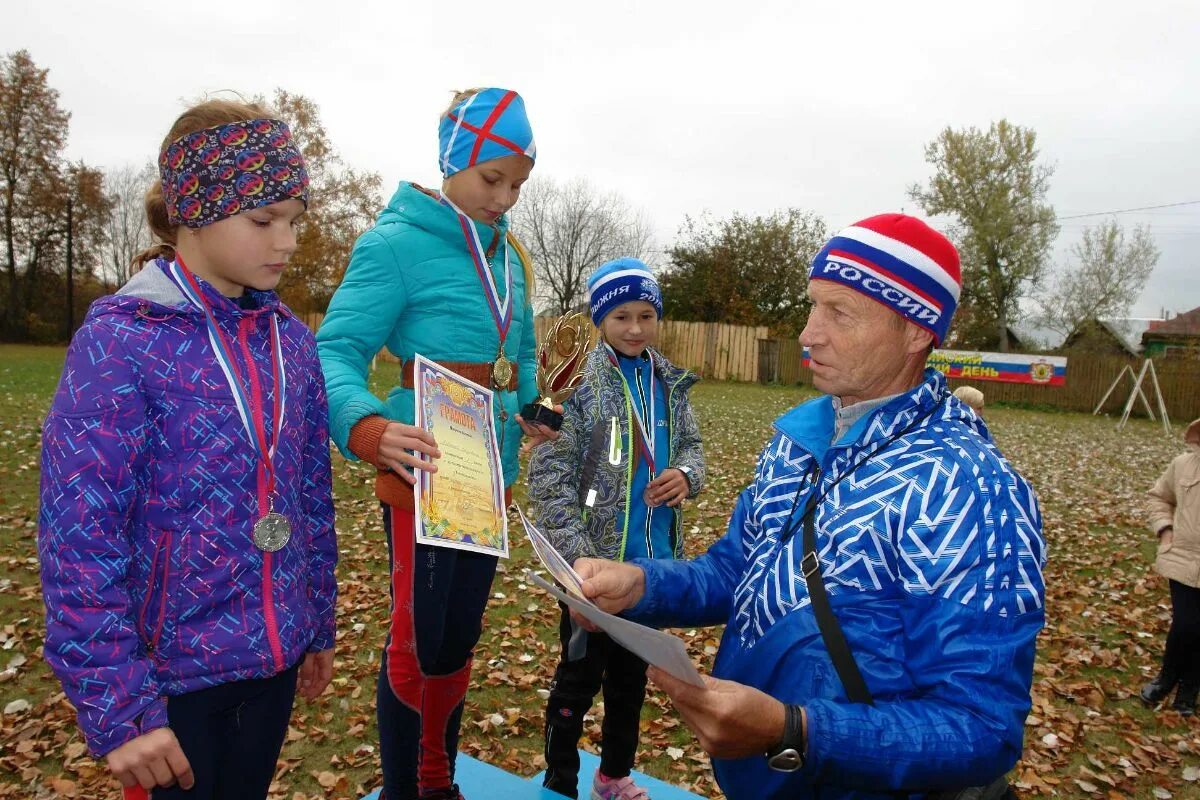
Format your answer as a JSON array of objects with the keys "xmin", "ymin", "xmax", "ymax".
[
  {"xmin": 116, "ymin": 258, "xmax": 193, "ymax": 310},
  {"xmin": 586, "ymin": 345, "xmax": 698, "ymax": 396},
  {"xmin": 383, "ymin": 182, "xmax": 511, "ymax": 248},
  {"xmin": 773, "ymin": 369, "xmax": 967, "ymax": 462},
  {"xmin": 122, "ymin": 259, "xmax": 283, "ymax": 318}
]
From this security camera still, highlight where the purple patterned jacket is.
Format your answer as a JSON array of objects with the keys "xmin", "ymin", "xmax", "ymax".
[{"xmin": 38, "ymin": 259, "xmax": 337, "ymax": 757}]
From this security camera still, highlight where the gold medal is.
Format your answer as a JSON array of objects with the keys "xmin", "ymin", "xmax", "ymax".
[
  {"xmin": 493, "ymin": 350, "xmax": 514, "ymax": 388},
  {"xmin": 253, "ymin": 512, "xmax": 291, "ymax": 552}
]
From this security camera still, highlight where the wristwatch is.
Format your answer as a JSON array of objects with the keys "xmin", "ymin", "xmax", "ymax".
[
  {"xmin": 765, "ymin": 703, "xmax": 806, "ymax": 772},
  {"xmin": 674, "ymin": 464, "xmax": 694, "ymax": 489}
]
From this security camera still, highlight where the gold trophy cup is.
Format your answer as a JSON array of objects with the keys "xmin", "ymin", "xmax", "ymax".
[{"xmin": 520, "ymin": 312, "xmax": 596, "ymax": 430}]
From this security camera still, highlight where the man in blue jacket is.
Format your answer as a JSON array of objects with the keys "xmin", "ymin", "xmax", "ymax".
[{"xmin": 575, "ymin": 214, "xmax": 1045, "ymax": 800}]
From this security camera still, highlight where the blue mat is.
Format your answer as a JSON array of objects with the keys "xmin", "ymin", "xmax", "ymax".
[
  {"xmin": 360, "ymin": 749, "xmax": 704, "ymax": 799},
  {"xmin": 532, "ymin": 750, "xmax": 704, "ymax": 799}
]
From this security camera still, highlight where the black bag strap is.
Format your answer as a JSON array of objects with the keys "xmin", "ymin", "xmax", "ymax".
[
  {"xmin": 577, "ymin": 419, "xmax": 610, "ymax": 507},
  {"xmin": 803, "ymin": 499, "xmax": 927, "ymax": 800},
  {"xmin": 794, "ymin": 398, "xmax": 1016, "ymax": 800},
  {"xmin": 800, "ymin": 493, "xmax": 874, "ymax": 705},
  {"xmin": 792, "ymin": 399, "xmax": 944, "ymax": 704},
  {"xmin": 802, "ymin": 504, "xmax": 1016, "ymax": 800}
]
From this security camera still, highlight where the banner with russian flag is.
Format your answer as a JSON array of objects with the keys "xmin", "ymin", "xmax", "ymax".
[
  {"xmin": 802, "ymin": 348, "xmax": 1068, "ymax": 386},
  {"xmin": 926, "ymin": 349, "xmax": 1067, "ymax": 385}
]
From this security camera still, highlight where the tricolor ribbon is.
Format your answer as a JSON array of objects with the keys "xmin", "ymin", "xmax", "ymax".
[
  {"xmin": 438, "ymin": 191, "xmax": 513, "ymax": 344},
  {"xmin": 605, "ymin": 344, "xmax": 657, "ymax": 473},
  {"xmin": 164, "ymin": 258, "xmax": 286, "ymax": 496}
]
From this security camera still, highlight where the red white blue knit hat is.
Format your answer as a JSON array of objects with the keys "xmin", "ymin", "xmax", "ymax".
[{"xmin": 808, "ymin": 213, "xmax": 961, "ymax": 345}]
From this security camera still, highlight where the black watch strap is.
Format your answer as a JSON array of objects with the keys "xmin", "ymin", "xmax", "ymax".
[{"xmin": 766, "ymin": 704, "xmax": 805, "ymax": 772}]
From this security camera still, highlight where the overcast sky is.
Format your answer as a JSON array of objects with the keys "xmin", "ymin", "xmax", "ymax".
[{"xmin": 6, "ymin": 0, "xmax": 1197, "ymax": 319}]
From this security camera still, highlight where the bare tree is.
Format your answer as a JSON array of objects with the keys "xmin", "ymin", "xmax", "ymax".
[
  {"xmin": 510, "ymin": 177, "xmax": 655, "ymax": 315},
  {"xmin": 100, "ymin": 161, "xmax": 156, "ymax": 289},
  {"xmin": 1036, "ymin": 219, "xmax": 1159, "ymax": 336}
]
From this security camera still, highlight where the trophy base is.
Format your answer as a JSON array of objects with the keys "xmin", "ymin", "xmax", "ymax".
[{"xmin": 521, "ymin": 402, "xmax": 564, "ymax": 431}]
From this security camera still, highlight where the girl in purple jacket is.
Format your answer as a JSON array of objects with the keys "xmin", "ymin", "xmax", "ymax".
[{"xmin": 38, "ymin": 99, "xmax": 337, "ymax": 800}]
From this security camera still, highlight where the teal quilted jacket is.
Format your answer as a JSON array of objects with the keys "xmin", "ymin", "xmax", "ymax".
[{"xmin": 317, "ymin": 182, "xmax": 538, "ymax": 487}]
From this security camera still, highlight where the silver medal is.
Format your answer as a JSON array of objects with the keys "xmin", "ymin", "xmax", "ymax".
[{"xmin": 253, "ymin": 512, "xmax": 292, "ymax": 552}]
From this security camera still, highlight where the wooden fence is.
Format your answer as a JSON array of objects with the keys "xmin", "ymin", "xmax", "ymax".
[
  {"xmin": 301, "ymin": 311, "xmax": 1198, "ymax": 420},
  {"xmin": 300, "ymin": 313, "xmax": 769, "ymax": 383},
  {"xmin": 534, "ymin": 317, "xmax": 769, "ymax": 383},
  {"xmin": 761, "ymin": 337, "xmax": 1200, "ymax": 421}
]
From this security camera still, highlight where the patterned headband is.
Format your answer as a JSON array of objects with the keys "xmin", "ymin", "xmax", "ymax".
[{"xmin": 159, "ymin": 117, "xmax": 310, "ymax": 228}]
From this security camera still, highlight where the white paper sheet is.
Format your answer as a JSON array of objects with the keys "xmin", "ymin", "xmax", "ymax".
[
  {"xmin": 525, "ymin": 571, "xmax": 705, "ymax": 688},
  {"xmin": 514, "ymin": 505, "xmax": 588, "ymax": 600}
]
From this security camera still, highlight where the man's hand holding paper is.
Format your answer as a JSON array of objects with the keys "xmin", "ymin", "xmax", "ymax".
[
  {"xmin": 516, "ymin": 508, "xmax": 702, "ymax": 687},
  {"xmin": 573, "ymin": 557, "xmax": 646, "ymax": 618}
]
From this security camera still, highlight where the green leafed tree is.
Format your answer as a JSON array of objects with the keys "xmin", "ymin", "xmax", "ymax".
[
  {"xmin": 660, "ymin": 209, "xmax": 827, "ymax": 336},
  {"xmin": 908, "ymin": 120, "xmax": 1058, "ymax": 351}
]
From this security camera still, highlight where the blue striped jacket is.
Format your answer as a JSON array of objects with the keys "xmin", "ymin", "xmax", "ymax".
[{"xmin": 628, "ymin": 370, "xmax": 1045, "ymax": 799}]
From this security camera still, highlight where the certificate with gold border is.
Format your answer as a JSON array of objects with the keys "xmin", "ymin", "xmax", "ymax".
[{"xmin": 413, "ymin": 354, "xmax": 509, "ymax": 557}]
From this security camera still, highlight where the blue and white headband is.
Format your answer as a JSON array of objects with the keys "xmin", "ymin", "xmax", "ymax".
[{"xmin": 438, "ymin": 88, "xmax": 536, "ymax": 177}]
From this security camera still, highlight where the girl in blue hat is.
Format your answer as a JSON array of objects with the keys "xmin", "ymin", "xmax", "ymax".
[
  {"xmin": 528, "ymin": 259, "xmax": 707, "ymax": 800},
  {"xmin": 317, "ymin": 88, "xmax": 551, "ymax": 800}
]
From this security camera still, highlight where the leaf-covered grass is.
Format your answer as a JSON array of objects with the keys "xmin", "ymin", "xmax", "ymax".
[{"xmin": 1, "ymin": 344, "xmax": 1197, "ymax": 798}]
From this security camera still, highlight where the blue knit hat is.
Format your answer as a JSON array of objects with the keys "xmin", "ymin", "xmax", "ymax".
[
  {"xmin": 586, "ymin": 258, "xmax": 662, "ymax": 327},
  {"xmin": 438, "ymin": 88, "xmax": 536, "ymax": 177}
]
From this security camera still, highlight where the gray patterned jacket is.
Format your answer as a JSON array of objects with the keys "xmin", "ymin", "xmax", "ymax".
[{"xmin": 527, "ymin": 346, "xmax": 705, "ymax": 564}]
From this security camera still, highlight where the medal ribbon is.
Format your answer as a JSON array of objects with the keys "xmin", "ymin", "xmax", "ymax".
[
  {"xmin": 438, "ymin": 191, "xmax": 513, "ymax": 344},
  {"xmin": 166, "ymin": 258, "xmax": 286, "ymax": 502},
  {"xmin": 605, "ymin": 343, "xmax": 657, "ymax": 473}
]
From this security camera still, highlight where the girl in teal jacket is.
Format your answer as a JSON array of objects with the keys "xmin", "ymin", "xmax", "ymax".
[{"xmin": 316, "ymin": 88, "xmax": 548, "ymax": 800}]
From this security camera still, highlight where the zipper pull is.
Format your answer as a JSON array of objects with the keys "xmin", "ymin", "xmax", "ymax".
[{"xmin": 607, "ymin": 416, "xmax": 622, "ymax": 465}]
